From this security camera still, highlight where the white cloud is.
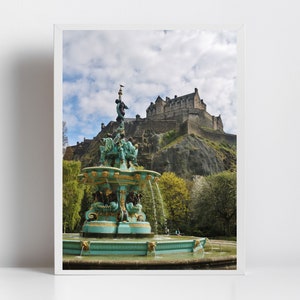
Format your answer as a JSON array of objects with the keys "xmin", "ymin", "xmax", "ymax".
[{"xmin": 63, "ymin": 29, "xmax": 237, "ymax": 145}]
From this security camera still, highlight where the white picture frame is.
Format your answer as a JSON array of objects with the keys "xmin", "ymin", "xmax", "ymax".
[{"xmin": 54, "ymin": 24, "xmax": 245, "ymax": 275}]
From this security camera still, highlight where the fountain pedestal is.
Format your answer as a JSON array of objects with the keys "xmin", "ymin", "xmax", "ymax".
[
  {"xmin": 117, "ymin": 223, "xmax": 131, "ymax": 234},
  {"xmin": 78, "ymin": 166, "xmax": 160, "ymax": 237}
]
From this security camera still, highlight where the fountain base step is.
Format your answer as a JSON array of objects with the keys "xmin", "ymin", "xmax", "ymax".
[
  {"xmin": 63, "ymin": 256, "xmax": 237, "ymax": 270},
  {"xmin": 82, "ymin": 220, "xmax": 152, "ymax": 236}
]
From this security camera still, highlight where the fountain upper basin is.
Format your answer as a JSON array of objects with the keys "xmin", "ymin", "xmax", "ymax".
[{"xmin": 78, "ymin": 166, "xmax": 161, "ymax": 186}]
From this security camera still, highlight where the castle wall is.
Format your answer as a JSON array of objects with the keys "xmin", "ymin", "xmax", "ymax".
[
  {"xmin": 186, "ymin": 111, "xmax": 222, "ymax": 131},
  {"xmin": 125, "ymin": 119, "xmax": 178, "ymax": 140},
  {"xmin": 179, "ymin": 117, "xmax": 235, "ymax": 145},
  {"xmin": 147, "ymin": 106, "xmax": 224, "ymax": 132},
  {"xmin": 198, "ymin": 128, "xmax": 236, "ymax": 145}
]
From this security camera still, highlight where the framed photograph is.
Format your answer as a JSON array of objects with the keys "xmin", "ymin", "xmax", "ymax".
[{"xmin": 54, "ymin": 25, "xmax": 244, "ymax": 274}]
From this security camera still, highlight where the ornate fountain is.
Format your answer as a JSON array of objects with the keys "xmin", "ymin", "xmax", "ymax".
[
  {"xmin": 63, "ymin": 86, "xmax": 223, "ymax": 269},
  {"xmin": 78, "ymin": 85, "xmax": 161, "ymax": 238}
]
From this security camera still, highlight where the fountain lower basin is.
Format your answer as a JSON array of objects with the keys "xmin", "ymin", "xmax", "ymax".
[
  {"xmin": 63, "ymin": 234, "xmax": 236, "ymax": 270},
  {"xmin": 63, "ymin": 234, "xmax": 206, "ymax": 256}
]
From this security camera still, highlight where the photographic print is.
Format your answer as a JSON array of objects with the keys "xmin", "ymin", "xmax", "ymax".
[{"xmin": 54, "ymin": 26, "xmax": 244, "ymax": 274}]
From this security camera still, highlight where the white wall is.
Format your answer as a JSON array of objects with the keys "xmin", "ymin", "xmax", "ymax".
[{"xmin": 1, "ymin": 0, "xmax": 299, "ymax": 268}]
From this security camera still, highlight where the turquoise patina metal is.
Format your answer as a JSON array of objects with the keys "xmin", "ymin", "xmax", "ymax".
[
  {"xmin": 78, "ymin": 166, "xmax": 161, "ymax": 237},
  {"xmin": 63, "ymin": 235, "xmax": 206, "ymax": 256}
]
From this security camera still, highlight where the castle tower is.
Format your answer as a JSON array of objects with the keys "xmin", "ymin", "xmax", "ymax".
[
  {"xmin": 154, "ymin": 96, "xmax": 165, "ymax": 114},
  {"xmin": 193, "ymin": 88, "xmax": 206, "ymax": 110}
]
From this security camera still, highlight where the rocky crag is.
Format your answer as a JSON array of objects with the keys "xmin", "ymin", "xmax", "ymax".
[{"xmin": 64, "ymin": 117, "xmax": 236, "ymax": 180}]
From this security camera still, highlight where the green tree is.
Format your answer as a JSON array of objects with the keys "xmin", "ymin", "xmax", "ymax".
[
  {"xmin": 158, "ymin": 172, "xmax": 191, "ymax": 234},
  {"xmin": 63, "ymin": 160, "xmax": 84, "ymax": 232},
  {"xmin": 190, "ymin": 171, "xmax": 236, "ymax": 237}
]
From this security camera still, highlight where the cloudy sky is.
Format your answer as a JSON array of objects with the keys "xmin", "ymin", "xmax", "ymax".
[{"xmin": 63, "ymin": 30, "xmax": 237, "ymax": 146}]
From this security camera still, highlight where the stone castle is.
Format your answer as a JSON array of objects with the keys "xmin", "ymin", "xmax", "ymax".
[{"xmin": 146, "ymin": 88, "xmax": 224, "ymax": 132}]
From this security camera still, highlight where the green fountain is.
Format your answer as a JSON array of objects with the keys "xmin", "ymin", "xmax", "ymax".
[
  {"xmin": 63, "ymin": 86, "xmax": 237, "ymax": 270},
  {"xmin": 78, "ymin": 85, "xmax": 162, "ymax": 239}
]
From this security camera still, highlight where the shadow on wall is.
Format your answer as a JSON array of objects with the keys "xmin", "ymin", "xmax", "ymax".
[{"xmin": 10, "ymin": 52, "xmax": 54, "ymax": 267}]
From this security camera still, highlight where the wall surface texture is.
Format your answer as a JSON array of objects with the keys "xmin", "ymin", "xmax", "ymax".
[{"xmin": 0, "ymin": 0, "xmax": 300, "ymax": 269}]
